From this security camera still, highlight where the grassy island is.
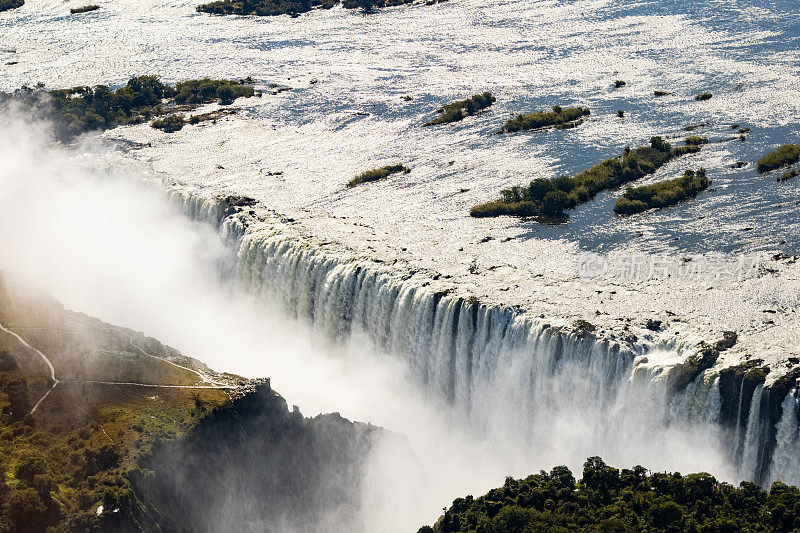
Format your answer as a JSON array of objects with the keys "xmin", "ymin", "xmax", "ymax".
[
  {"xmin": 69, "ymin": 4, "xmax": 99, "ymax": 13},
  {"xmin": 500, "ymin": 106, "xmax": 590, "ymax": 134},
  {"xmin": 614, "ymin": 168, "xmax": 709, "ymax": 215},
  {"xmin": 347, "ymin": 164, "xmax": 410, "ymax": 187},
  {"xmin": 470, "ymin": 136, "xmax": 700, "ymax": 219},
  {"xmin": 196, "ymin": 0, "xmax": 416, "ymax": 17},
  {"xmin": 757, "ymin": 144, "xmax": 800, "ymax": 174},
  {"xmin": 0, "ymin": 0, "xmax": 22, "ymax": 10},
  {"xmin": 422, "ymin": 456, "xmax": 800, "ymax": 533},
  {"xmin": 423, "ymin": 92, "xmax": 495, "ymax": 127},
  {"xmin": 1, "ymin": 76, "xmax": 254, "ymax": 140}
]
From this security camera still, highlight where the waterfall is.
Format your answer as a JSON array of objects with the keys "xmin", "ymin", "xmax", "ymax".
[
  {"xmin": 170, "ymin": 189, "xmax": 800, "ymax": 486},
  {"xmin": 770, "ymin": 389, "xmax": 800, "ymax": 487},
  {"xmin": 739, "ymin": 383, "xmax": 765, "ymax": 480}
]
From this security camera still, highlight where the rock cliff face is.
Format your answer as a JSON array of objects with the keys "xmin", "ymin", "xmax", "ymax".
[{"xmin": 134, "ymin": 383, "xmax": 381, "ymax": 533}]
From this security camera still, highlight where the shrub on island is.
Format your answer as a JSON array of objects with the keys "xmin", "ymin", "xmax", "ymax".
[
  {"xmin": 614, "ymin": 168, "xmax": 709, "ymax": 215},
  {"xmin": 0, "ymin": 0, "xmax": 23, "ymax": 12},
  {"xmin": 500, "ymin": 106, "xmax": 590, "ymax": 133},
  {"xmin": 423, "ymin": 92, "xmax": 495, "ymax": 127},
  {"xmin": 347, "ymin": 164, "xmax": 410, "ymax": 187},
  {"xmin": 173, "ymin": 78, "xmax": 254, "ymax": 105},
  {"xmin": 471, "ymin": 136, "xmax": 696, "ymax": 219},
  {"xmin": 757, "ymin": 144, "xmax": 800, "ymax": 173},
  {"xmin": 152, "ymin": 114, "xmax": 186, "ymax": 133},
  {"xmin": 672, "ymin": 136, "xmax": 707, "ymax": 156},
  {"xmin": 422, "ymin": 456, "xmax": 800, "ymax": 533},
  {"xmin": 70, "ymin": 4, "xmax": 99, "ymax": 13},
  {"xmin": 779, "ymin": 167, "xmax": 798, "ymax": 182}
]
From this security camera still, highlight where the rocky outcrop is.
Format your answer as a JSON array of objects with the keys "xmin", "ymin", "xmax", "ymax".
[{"xmin": 133, "ymin": 382, "xmax": 382, "ymax": 533}]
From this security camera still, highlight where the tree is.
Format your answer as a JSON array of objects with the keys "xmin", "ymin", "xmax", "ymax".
[
  {"xmin": 527, "ymin": 178, "xmax": 553, "ymax": 202},
  {"xmin": 357, "ymin": 0, "xmax": 373, "ymax": 13},
  {"xmin": 542, "ymin": 190, "xmax": 568, "ymax": 217},
  {"xmin": 4, "ymin": 488, "xmax": 47, "ymax": 532},
  {"xmin": 217, "ymin": 85, "xmax": 236, "ymax": 105}
]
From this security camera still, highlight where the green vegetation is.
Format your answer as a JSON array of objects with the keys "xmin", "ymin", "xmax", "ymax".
[
  {"xmin": 172, "ymin": 77, "xmax": 254, "ymax": 105},
  {"xmin": 757, "ymin": 144, "xmax": 800, "ymax": 173},
  {"xmin": 614, "ymin": 168, "xmax": 709, "ymax": 215},
  {"xmin": 470, "ymin": 136, "xmax": 695, "ymax": 219},
  {"xmin": 423, "ymin": 92, "xmax": 495, "ymax": 127},
  {"xmin": 347, "ymin": 164, "xmax": 410, "ymax": 187},
  {"xmin": 501, "ymin": 106, "xmax": 590, "ymax": 134},
  {"xmin": 70, "ymin": 4, "xmax": 99, "ymax": 13},
  {"xmin": 195, "ymin": 0, "xmax": 414, "ymax": 17},
  {"xmin": 1, "ymin": 75, "xmax": 253, "ymax": 141},
  {"xmin": 151, "ymin": 114, "xmax": 186, "ymax": 133},
  {"xmin": 695, "ymin": 92, "xmax": 713, "ymax": 101},
  {"xmin": 0, "ymin": 0, "xmax": 22, "ymax": 10},
  {"xmin": 424, "ymin": 456, "xmax": 800, "ymax": 533},
  {"xmin": 684, "ymin": 136, "xmax": 708, "ymax": 146},
  {"xmin": 778, "ymin": 167, "xmax": 798, "ymax": 182},
  {"xmin": 673, "ymin": 136, "xmax": 708, "ymax": 156}
]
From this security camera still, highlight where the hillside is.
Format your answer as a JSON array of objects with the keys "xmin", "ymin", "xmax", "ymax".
[{"xmin": 0, "ymin": 273, "xmax": 379, "ymax": 531}]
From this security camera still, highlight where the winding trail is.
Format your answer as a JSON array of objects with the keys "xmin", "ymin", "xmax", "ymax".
[
  {"xmin": 0, "ymin": 324, "xmax": 238, "ymax": 416},
  {"xmin": 11, "ymin": 325, "xmax": 231, "ymax": 387},
  {"xmin": 0, "ymin": 322, "xmax": 59, "ymax": 414}
]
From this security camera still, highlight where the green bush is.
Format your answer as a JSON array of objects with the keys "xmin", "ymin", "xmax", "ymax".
[
  {"xmin": 0, "ymin": 0, "xmax": 23, "ymax": 11},
  {"xmin": 173, "ymin": 78, "xmax": 254, "ymax": 105},
  {"xmin": 779, "ymin": 167, "xmax": 798, "ymax": 182},
  {"xmin": 684, "ymin": 135, "xmax": 709, "ymax": 146},
  {"xmin": 471, "ymin": 136, "xmax": 692, "ymax": 219},
  {"xmin": 427, "ymin": 456, "xmax": 800, "ymax": 533},
  {"xmin": 501, "ymin": 106, "xmax": 590, "ymax": 133},
  {"xmin": 70, "ymin": 4, "xmax": 99, "ymax": 13},
  {"xmin": 423, "ymin": 92, "xmax": 495, "ymax": 127},
  {"xmin": 614, "ymin": 168, "xmax": 709, "ymax": 215},
  {"xmin": 151, "ymin": 114, "xmax": 186, "ymax": 133},
  {"xmin": 347, "ymin": 164, "xmax": 410, "ymax": 187},
  {"xmin": 758, "ymin": 144, "xmax": 800, "ymax": 173}
]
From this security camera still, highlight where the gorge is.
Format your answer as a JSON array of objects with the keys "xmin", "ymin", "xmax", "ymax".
[{"xmin": 1, "ymin": 0, "xmax": 800, "ymax": 530}]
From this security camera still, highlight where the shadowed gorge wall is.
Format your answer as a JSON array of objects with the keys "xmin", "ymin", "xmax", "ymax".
[{"xmin": 135, "ymin": 383, "xmax": 383, "ymax": 533}]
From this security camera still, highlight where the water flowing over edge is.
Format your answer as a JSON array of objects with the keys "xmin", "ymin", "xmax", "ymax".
[{"xmin": 171, "ymin": 188, "xmax": 800, "ymax": 487}]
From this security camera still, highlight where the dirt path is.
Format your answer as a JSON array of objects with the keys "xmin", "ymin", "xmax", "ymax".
[
  {"xmin": 0, "ymin": 324, "xmax": 238, "ymax": 415},
  {"xmin": 0, "ymin": 322, "xmax": 59, "ymax": 414},
  {"xmin": 11, "ymin": 325, "xmax": 231, "ymax": 386}
]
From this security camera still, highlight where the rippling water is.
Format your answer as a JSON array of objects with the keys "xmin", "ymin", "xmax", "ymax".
[{"xmin": 1, "ymin": 0, "xmax": 799, "ymax": 254}]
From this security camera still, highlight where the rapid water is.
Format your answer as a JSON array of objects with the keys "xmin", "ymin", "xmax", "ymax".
[{"xmin": 2, "ymin": 0, "xmax": 799, "ymax": 257}]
